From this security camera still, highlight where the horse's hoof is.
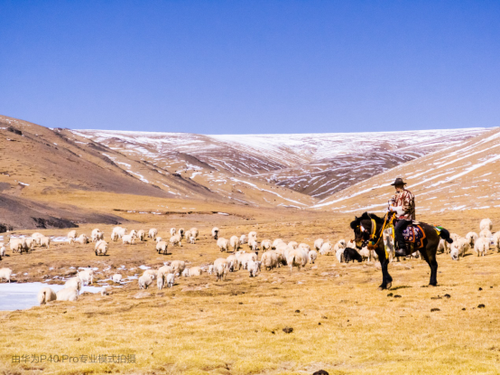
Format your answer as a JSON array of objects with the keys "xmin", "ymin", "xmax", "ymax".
[
  {"xmin": 378, "ymin": 285, "xmax": 386, "ymax": 290},
  {"xmin": 386, "ymin": 282, "xmax": 392, "ymax": 289}
]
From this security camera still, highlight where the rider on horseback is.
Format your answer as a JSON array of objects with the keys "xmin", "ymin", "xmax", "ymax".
[{"xmin": 388, "ymin": 177, "xmax": 415, "ymax": 257}]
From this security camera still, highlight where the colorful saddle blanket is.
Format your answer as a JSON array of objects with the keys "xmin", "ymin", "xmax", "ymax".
[{"xmin": 402, "ymin": 225, "xmax": 426, "ymax": 249}]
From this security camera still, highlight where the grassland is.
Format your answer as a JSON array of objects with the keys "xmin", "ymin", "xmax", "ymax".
[{"xmin": 1, "ymin": 192, "xmax": 500, "ymax": 374}]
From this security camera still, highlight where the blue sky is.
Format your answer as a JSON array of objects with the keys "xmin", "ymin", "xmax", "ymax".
[{"xmin": 1, "ymin": 1, "xmax": 499, "ymax": 134}]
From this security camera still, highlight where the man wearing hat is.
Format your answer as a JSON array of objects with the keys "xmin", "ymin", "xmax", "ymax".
[{"xmin": 388, "ymin": 177, "xmax": 415, "ymax": 257}]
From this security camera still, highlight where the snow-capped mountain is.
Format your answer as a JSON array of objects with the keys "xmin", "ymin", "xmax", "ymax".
[{"xmin": 74, "ymin": 128, "xmax": 487, "ymax": 199}]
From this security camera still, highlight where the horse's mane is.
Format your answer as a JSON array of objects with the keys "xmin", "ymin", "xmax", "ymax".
[
  {"xmin": 363, "ymin": 212, "xmax": 385, "ymax": 221},
  {"xmin": 350, "ymin": 212, "xmax": 384, "ymax": 229}
]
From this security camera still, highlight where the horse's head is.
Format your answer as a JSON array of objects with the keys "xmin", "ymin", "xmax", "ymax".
[{"xmin": 350, "ymin": 213, "xmax": 372, "ymax": 249}]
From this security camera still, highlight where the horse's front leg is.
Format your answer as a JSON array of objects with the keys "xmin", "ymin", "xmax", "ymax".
[{"xmin": 377, "ymin": 248, "xmax": 393, "ymax": 290}]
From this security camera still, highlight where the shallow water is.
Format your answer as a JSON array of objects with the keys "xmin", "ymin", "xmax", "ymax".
[{"xmin": 0, "ymin": 282, "xmax": 103, "ymax": 311}]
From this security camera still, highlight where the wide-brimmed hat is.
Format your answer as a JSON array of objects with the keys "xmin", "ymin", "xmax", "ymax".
[{"xmin": 391, "ymin": 177, "xmax": 407, "ymax": 186}]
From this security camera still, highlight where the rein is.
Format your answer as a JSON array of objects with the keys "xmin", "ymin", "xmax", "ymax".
[{"xmin": 366, "ymin": 213, "xmax": 393, "ymax": 255}]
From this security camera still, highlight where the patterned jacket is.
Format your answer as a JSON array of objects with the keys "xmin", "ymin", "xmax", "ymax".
[{"xmin": 389, "ymin": 189, "xmax": 415, "ymax": 220}]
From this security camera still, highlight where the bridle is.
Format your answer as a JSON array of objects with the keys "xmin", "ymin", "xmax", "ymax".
[{"xmin": 359, "ymin": 213, "xmax": 395, "ymax": 250}]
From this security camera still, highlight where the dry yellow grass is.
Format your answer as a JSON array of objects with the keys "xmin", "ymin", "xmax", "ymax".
[{"xmin": 1, "ymin": 193, "xmax": 500, "ymax": 374}]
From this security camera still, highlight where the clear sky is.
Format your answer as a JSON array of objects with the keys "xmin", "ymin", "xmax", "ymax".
[{"xmin": 1, "ymin": 1, "xmax": 499, "ymax": 134}]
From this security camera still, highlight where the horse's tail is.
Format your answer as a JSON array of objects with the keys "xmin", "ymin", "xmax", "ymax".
[{"xmin": 439, "ymin": 228, "xmax": 453, "ymax": 244}]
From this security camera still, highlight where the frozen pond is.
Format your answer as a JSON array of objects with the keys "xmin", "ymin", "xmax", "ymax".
[{"xmin": 0, "ymin": 282, "xmax": 104, "ymax": 311}]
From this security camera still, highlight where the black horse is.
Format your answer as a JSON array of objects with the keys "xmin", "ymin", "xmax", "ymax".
[{"xmin": 350, "ymin": 212, "xmax": 453, "ymax": 289}]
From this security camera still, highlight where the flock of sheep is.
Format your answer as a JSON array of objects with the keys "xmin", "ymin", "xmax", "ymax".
[
  {"xmin": 0, "ymin": 217, "xmax": 499, "ymax": 306},
  {"xmin": 445, "ymin": 218, "xmax": 500, "ymax": 260}
]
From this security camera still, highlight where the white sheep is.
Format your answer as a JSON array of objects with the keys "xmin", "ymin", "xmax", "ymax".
[
  {"xmin": 94, "ymin": 240, "xmax": 108, "ymax": 256},
  {"xmin": 64, "ymin": 277, "xmax": 82, "ymax": 292},
  {"xmin": 480, "ymin": 218, "xmax": 493, "ymax": 231},
  {"xmin": 189, "ymin": 267, "xmax": 203, "ymax": 276},
  {"xmin": 287, "ymin": 241, "xmax": 298, "ymax": 249},
  {"xmin": 181, "ymin": 268, "xmax": 190, "ymax": 277},
  {"xmin": 359, "ymin": 247, "xmax": 371, "ymax": 261},
  {"xmin": 74, "ymin": 234, "xmax": 89, "ymax": 245},
  {"xmin": 0, "ymin": 246, "xmax": 4, "ymax": 258},
  {"xmin": 39, "ymin": 236, "xmax": 51, "ymax": 249},
  {"xmin": 493, "ymin": 231, "xmax": 500, "ymax": 252},
  {"xmin": 164, "ymin": 273, "xmax": 174, "ymax": 288},
  {"xmin": 38, "ymin": 287, "xmax": 57, "ymax": 305},
  {"xmin": 188, "ymin": 235, "xmax": 196, "ymax": 244},
  {"xmin": 212, "ymin": 227, "xmax": 219, "ymax": 240},
  {"xmin": 333, "ymin": 240, "xmax": 346, "ymax": 252},
  {"xmin": 286, "ymin": 249, "xmax": 308, "ymax": 273},
  {"xmin": 24, "ymin": 237, "xmax": 36, "ymax": 250},
  {"xmin": 170, "ymin": 228, "xmax": 177, "ymax": 236},
  {"xmin": 346, "ymin": 239, "xmax": 356, "ymax": 249},
  {"xmin": 137, "ymin": 229, "xmax": 146, "ymax": 241},
  {"xmin": 111, "ymin": 231, "xmax": 119, "ymax": 242},
  {"xmin": 248, "ymin": 231, "xmax": 257, "ymax": 242},
  {"xmin": 122, "ymin": 234, "xmax": 136, "ymax": 245},
  {"xmin": 169, "ymin": 234, "xmax": 183, "ymax": 247},
  {"xmin": 139, "ymin": 274, "xmax": 154, "ymax": 289},
  {"xmin": 0, "ymin": 268, "xmax": 13, "ymax": 282},
  {"xmin": 450, "ymin": 233, "xmax": 460, "ymax": 243},
  {"xmin": 308, "ymin": 249, "xmax": 318, "ymax": 264},
  {"xmin": 207, "ymin": 265, "xmax": 215, "ymax": 275},
  {"xmin": 112, "ymin": 274, "xmax": 122, "ymax": 283},
  {"xmin": 261, "ymin": 251, "xmax": 279, "ymax": 270},
  {"xmin": 314, "ymin": 238, "xmax": 324, "ymax": 251},
  {"xmin": 188, "ymin": 227, "xmax": 199, "ymax": 239},
  {"xmin": 112, "ymin": 226, "xmax": 127, "ymax": 239},
  {"xmin": 67, "ymin": 230, "xmax": 77, "ymax": 239},
  {"xmin": 248, "ymin": 260, "xmax": 261, "ymax": 277},
  {"xmin": 437, "ymin": 238, "xmax": 451, "ymax": 254},
  {"xmin": 319, "ymin": 242, "xmax": 333, "ymax": 256},
  {"xmin": 298, "ymin": 243, "xmax": 311, "ymax": 252},
  {"xmin": 170, "ymin": 260, "xmax": 187, "ymax": 276},
  {"xmin": 230, "ymin": 236, "xmax": 240, "ymax": 252},
  {"xmin": 261, "ymin": 239, "xmax": 272, "ymax": 251},
  {"xmin": 217, "ymin": 237, "xmax": 230, "ymax": 252},
  {"xmin": 31, "ymin": 232, "xmax": 44, "ymax": 245},
  {"xmin": 56, "ymin": 287, "xmax": 79, "ymax": 301},
  {"xmin": 156, "ymin": 240, "xmax": 168, "ymax": 254},
  {"xmin": 226, "ymin": 255, "xmax": 241, "ymax": 271},
  {"xmin": 9, "ymin": 237, "xmax": 25, "ymax": 253},
  {"xmin": 158, "ymin": 265, "xmax": 174, "ymax": 275},
  {"xmin": 336, "ymin": 247, "xmax": 346, "ymax": 263},
  {"xmin": 479, "ymin": 229, "xmax": 492, "ymax": 240},
  {"xmin": 474, "ymin": 237, "xmax": 489, "ymax": 257},
  {"xmin": 272, "ymin": 238, "xmax": 284, "ymax": 249},
  {"xmin": 91, "ymin": 228, "xmax": 104, "ymax": 242},
  {"xmin": 240, "ymin": 234, "xmax": 247, "ymax": 244},
  {"xmin": 157, "ymin": 272, "xmax": 166, "ymax": 289},
  {"xmin": 148, "ymin": 228, "xmax": 158, "ymax": 240},
  {"xmin": 143, "ymin": 269, "xmax": 158, "ymax": 280},
  {"xmin": 178, "ymin": 228, "xmax": 185, "ymax": 238},
  {"xmin": 465, "ymin": 232, "xmax": 479, "ymax": 248},
  {"xmin": 450, "ymin": 237, "xmax": 470, "ymax": 261},
  {"xmin": 276, "ymin": 244, "xmax": 293, "ymax": 265},
  {"xmin": 214, "ymin": 259, "xmax": 229, "ymax": 281},
  {"xmin": 248, "ymin": 238, "xmax": 259, "ymax": 251},
  {"xmin": 157, "ymin": 268, "xmax": 174, "ymax": 289},
  {"xmin": 78, "ymin": 269, "xmax": 94, "ymax": 285}
]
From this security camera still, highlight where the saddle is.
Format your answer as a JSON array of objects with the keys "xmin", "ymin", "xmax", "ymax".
[{"xmin": 402, "ymin": 224, "xmax": 426, "ymax": 250}]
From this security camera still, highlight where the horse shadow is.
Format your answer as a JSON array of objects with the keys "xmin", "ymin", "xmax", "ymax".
[{"xmin": 391, "ymin": 285, "xmax": 412, "ymax": 291}]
